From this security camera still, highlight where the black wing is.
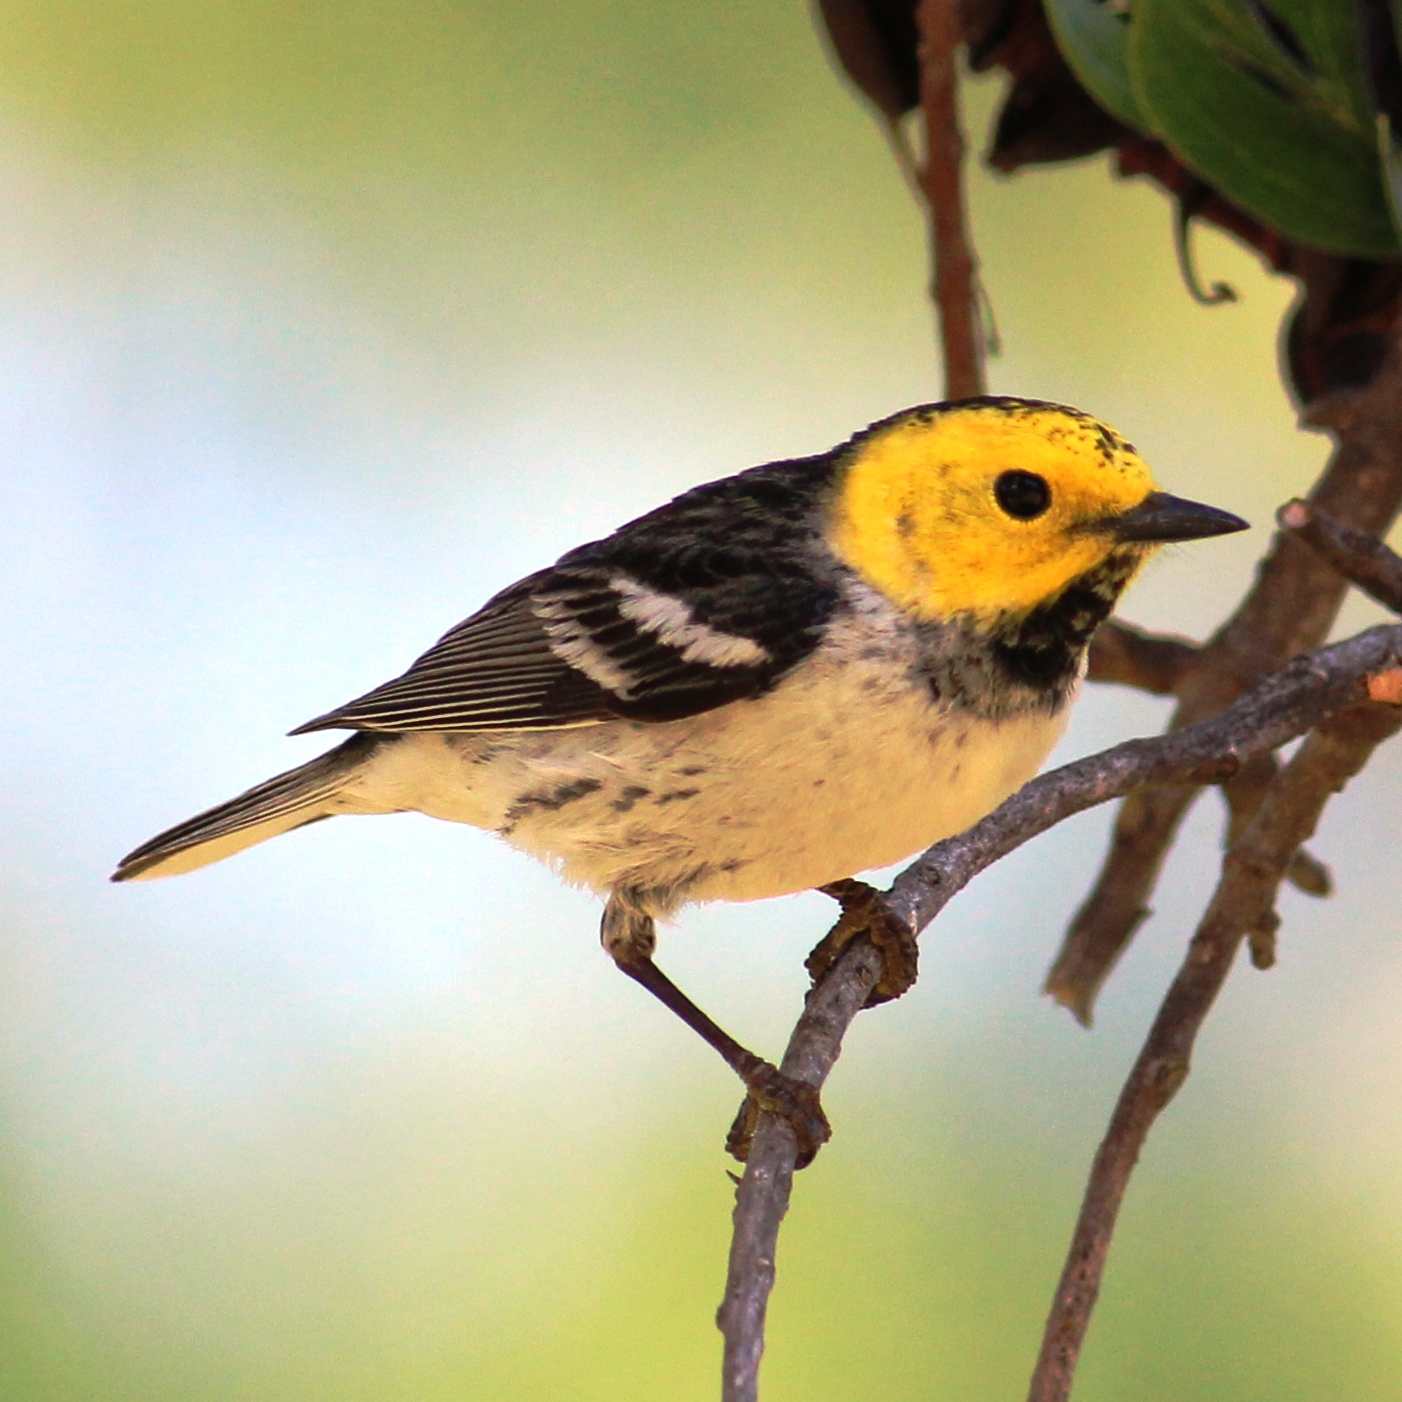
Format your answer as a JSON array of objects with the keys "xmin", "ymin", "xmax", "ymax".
[{"xmin": 292, "ymin": 453, "xmax": 845, "ymax": 735}]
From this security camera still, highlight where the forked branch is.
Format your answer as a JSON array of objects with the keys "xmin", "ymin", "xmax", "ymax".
[
  {"xmin": 1045, "ymin": 331, "xmax": 1402, "ymax": 1025},
  {"xmin": 1279, "ymin": 498, "xmax": 1402, "ymax": 613},
  {"xmin": 717, "ymin": 621, "xmax": 1402, "ymax": 1400},
  {"xmin": 1025, "ymin": 695, "xmax": 1402, "ymax": 1401}
]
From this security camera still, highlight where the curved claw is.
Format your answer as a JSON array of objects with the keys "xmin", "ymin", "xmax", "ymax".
[
  {"xmin": 810, "ymin": 878, "xmax": 919, "ymax": 1007},
  {"xmin": 726, "ymin": 1063, "xmax": 832, "ymax": 1169}
]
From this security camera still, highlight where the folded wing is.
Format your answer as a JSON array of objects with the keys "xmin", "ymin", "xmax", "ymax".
[{"xmin": 295, "ymin": 456, "xmax": 842, "ymax": 735}]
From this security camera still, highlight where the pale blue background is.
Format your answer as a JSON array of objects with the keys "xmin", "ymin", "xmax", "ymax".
[{"xmin": 1, "ymin": 4, "xmax": 1400, "ymax": 1397}]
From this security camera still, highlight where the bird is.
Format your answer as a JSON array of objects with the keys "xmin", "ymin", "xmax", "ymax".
[{"xmin": 113, "ymin": 396, "xmax": 1247, "ymax": 1162}]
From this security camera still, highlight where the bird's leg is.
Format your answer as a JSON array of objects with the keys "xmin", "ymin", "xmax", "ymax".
[
  {"xmin": 807, "ymin": 878, "xmax": 920, "ymax": 1008},
  {"xmin": 601, "ymin": 892, "xmax": 831, "ymax": 1167}
]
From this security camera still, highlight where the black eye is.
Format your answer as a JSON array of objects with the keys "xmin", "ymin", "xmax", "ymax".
[{"xmin": 994, "ymin": 470, "xmax": 1051, "ymax": 520}]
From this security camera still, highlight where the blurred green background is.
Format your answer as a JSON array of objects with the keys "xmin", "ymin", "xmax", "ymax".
[{"xmin": 2, "ymin": 3, "xmax": 1401, "ymax": 1398}]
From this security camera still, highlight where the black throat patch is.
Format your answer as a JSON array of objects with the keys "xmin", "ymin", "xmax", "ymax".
[{"xmin": 989, "ymin": 552, "xmax": 1141, "ymax": 696}]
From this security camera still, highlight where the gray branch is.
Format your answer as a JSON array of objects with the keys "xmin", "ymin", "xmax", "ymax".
[
  {"xmin": 1026, "ymin": 695, "xmax": 1402, "ymax": 1401},
  {"xmin": 716, "ymin": 621, "xmax": 1402, "ymax": 1398}
]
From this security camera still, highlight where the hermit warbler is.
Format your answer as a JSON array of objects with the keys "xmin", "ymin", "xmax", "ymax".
[{"xmin": 114, "ymin": 397, "xmax": 1245, "ymax": 1157}]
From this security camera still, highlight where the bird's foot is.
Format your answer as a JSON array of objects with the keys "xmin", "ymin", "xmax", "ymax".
[
  {"xmin": 725, "ymin": 1059, "xmax": 831, "ymax": 1169},
  {"xmin": 603, "ymin": 893, "xmax": 831, "ymax": 1168},
  {"xmin": 809, "ymin": 878, "xmax": 919, "ymax": 1008}
]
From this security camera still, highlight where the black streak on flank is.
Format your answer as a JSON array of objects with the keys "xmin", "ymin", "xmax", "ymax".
[
  {"xmin": 611, "ymin": 785, "xmax": 651, "ymax": 813},
  {"xmin": 501, "ymin": 777, "xmax": 604, "ymax": 833},
  {"xmin": 655, "ymin": 788, "xmax": 701, "ymax": 806}
]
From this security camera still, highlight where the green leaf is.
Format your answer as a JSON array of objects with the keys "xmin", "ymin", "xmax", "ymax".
[
  {"xmin": 1368, "ymin": 0, "xmax": 1402, "ymax": 243},
  {"xmin": 1376, "ymin": 113, "xmax": 1402, "ymax": 247},
  {"xmin": 1044, "ymin": 0, "xmax": 1149, "ymax": 132},
  {"xmin": 1129, "ymin": 0, "xmax": 1400, "ymax": 257}
]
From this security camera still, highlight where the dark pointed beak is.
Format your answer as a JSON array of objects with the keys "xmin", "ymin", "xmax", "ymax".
[{"xmin": 1105, "ymin": 492, "xmax": 1249, "ymax": 544}]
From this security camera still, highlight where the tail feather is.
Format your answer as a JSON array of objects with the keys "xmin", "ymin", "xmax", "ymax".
[{"xmin": 113, "ymin": 735, "xmax": 378, "ymax": 881}]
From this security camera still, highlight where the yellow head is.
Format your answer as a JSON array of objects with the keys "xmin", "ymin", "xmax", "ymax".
[{"xmin": 829, "ymin": 398, "xmax": 1243, "ymax": 624}]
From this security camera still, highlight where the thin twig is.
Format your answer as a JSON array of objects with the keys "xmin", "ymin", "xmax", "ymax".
[
  {"xmin": 1085, "ymin": 627, "xmax": 1334, "ymax": 905},
  {"xmin": 716, "ymin": 623, "xmax": 1402, "ymax": 1396},
  {"xmin": 1172, "ymin": 185, "xmax": 1238, "ymax": 306},
  {"xmin": 1208, "ymin": 491, "xmax": 1402, "ymax": 913},
  {"xmin": 916, "ymin": 0, "xmax": 984, "ymax": 397},
  {"xmin": 1025, "ymin": 698, "xmax": 1402, "ymax": 1402},
  {"xmin": 1046, "ymin": 337, "xmax": 1402, "ymax": 1024},
  {"xmin": 1085, "ymin": 620, "xmax": 1198, "ymax": 695},
  {"xmin": 1221, "ymin": 750, "xmax": 1332, "ymax": 906},
  {"xmin": 1279, "ymin": 498, "xmax": 1402, "ymax": 613},
  {"xmin": 1083, "ymin": 626, "xmax": 1332, "ymax": 901}
]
